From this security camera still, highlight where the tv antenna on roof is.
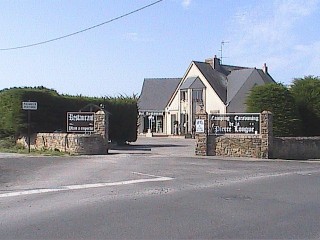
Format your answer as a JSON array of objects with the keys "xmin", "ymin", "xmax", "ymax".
[{"xmin": 219, "ymin": 40, "xmax": 229, "ymax": 64}]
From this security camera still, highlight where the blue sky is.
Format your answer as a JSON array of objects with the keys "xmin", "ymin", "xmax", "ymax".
[{"xmin": 1, "ymin": 0, "xmax": 319, "ymax": 97}]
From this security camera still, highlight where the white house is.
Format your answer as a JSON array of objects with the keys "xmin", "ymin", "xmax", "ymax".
[{"xmin": 138, "ymin": 56, "xmax": 275, "ymax": 135}]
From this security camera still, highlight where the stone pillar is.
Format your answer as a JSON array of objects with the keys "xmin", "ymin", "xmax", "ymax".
[
  {"xmin": 260, "ymin": 111, "xmax": 273, "ymax": 158},
  {"xmin": 94, "ymin": 110, "xmax": 109, "ymax": 153},
  {"xmin": 195, "ymin": 111, "xmax": 208, "ymax": 156}
]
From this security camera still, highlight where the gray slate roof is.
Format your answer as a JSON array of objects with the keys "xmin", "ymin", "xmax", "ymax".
[
  {"xmin": 220, "ymin": 64, "xmax": 248, "ymax": 75},
  {"xmin": 139, "ymin": 60, "xmax": 275, "ymax": 113},
  {"xmin": 180, "ymin": 77, "xmax": 206, "ymax": 90},
  {"xmin": 138, "ymin": 78, "xmax": 181, "ymax": 112},
  {"xmin": 227, "ymin": 68, "xmax": 275, "ymax": 103},
  {"xmin": 226, "ymin": 68, "xmax": 275, "ymax": 112},
  {"xmin": 193, "ymin": 61, "xmax": 227, "ymax": 102},
  {"xmin": 227, "ymin": 68, "xmax": 255, "ymax": 103},
  {"xmin": 193, "ymin": 61, "xmax": 275, "ymax": 105}
]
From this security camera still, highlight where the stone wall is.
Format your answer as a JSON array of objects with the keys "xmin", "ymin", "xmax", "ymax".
[
  {"xmin": 208, "ymin": 135, "xmax": 263, "ymax": 158},
  {"xmin": 18, "ymin": 109, "xmax": 109, "ymax": 155},
  {"xmin": 195, "ymin": 111, "xmax": 208, "ymax": 156},
  {"xmin": 196, "ymin": 110, "xmax": 320, "ymax": 160},
  {"xmin": 94, "ymin": 110, "xmax": 108, "ymax": 142},
  {"xmin": 273, "ymin": 137, "xmax": 320, "ymax": 160},
  {"xmin": 260, "ymin": 111, "xmax": 273, "ymax": 158},
  {"xmin": 197, "ymin": 111, "xmax": 272, "ymax": 159},
  {"xmin": 35, "ymin": 133, "xmax": 108, "ymax": 155}
]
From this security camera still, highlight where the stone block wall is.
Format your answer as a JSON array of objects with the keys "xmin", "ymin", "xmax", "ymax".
[
  {"xmin": 195, "ymin": 134, "xmax": 207, "ymax": 156},
  {"xmin": 196, "ymin": 110, "xmax": 320, "ymax": 160},
  {"xmin": 260, "ymin": 111, "xmax": 273, "ymax": 158},
  {"xmin": 35, "ymin": 133, "xmax": 108, "ymax": 155},
  {"xmin": 209, "ymin": 135, "xmax": 263, "ymax": 158},
  {"xmin": 273, "ymin": 137, "xmax": 320, "ymax": 160},
  {"xmin": 95, "ymin": 110, "xmax": 108, "ymax": 142},
  {"xmin": 18, "ymin": 109, "xmax": 109, "ymax": 155},
  {"xmin": 196, "ymin": 111, "xmax": 272, "ymax": 159},
  {"xmin": 195, "ymin": 111, "xmax": 208, "ymax": 156}
]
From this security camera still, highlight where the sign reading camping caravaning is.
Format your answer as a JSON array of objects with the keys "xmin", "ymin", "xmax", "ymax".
[
  {"xmin": 209, "ymin": 113, "xmax": 260, "ymax": 135},
  {"xmin": 67, "ymin": 112, "xmax": 95, "ymax": 133}
]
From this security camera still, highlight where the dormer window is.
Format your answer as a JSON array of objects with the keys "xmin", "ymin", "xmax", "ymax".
[
  {"xmin": 181, "ymin": 90, "xmax": 188, "ymax": 101},
  {"xmin": 192, "ymin": 90, "xmax": 203, "ymax": 102}
]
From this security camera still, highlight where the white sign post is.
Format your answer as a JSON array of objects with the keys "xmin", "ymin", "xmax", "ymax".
[
  {"xmin": 195, "ymin": 119, "xmax": 205, "ymax": 133},
  {"xmin": 22, "ymin": 101, "xmax": 38, "ymax": 153},
  {"xmin": 22, "ymin": 101, "xmax": 38, "ymax": 110}
]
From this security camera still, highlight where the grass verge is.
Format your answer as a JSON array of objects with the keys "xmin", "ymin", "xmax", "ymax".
[{"xmin": 0, "ymin": 137, "xmax": 67, "ymax": 156}]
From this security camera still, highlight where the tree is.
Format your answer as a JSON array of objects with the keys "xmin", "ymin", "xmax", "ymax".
[
  {"xmin": 246, "ymin": 83, "xmax": 302, "ymax": 136},
  {"xmin": 290, "ymin": 76, "xmax": 320, "ymax": 136}
]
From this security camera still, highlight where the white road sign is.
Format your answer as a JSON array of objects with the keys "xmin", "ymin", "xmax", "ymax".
[
  {"xmin": 195, "ymin": 119, "xmax": 205, "ymax": 133},
  {"xmin": 22, "ymin": 101, "xmax": 38, "ymax": 110}
]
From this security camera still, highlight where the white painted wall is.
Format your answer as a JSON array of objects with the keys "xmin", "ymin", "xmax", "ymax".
[
  {"xmin": 165, "ymin": 111, "xmax": 179, "ymax": 134},
  {"xmin": 166, "ymin": 86, "xmax": 180, "ymax": 134},
  {"xmin": 165, "ymin": 62, "xmax": 226, "ymax": 135},
  {"xmin": 186, "ymin": 64, "xmax": 226, "ymax": 114}
]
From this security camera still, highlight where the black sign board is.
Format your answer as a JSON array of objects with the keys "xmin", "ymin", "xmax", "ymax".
[
  {"xmin": 209, "ymin": 113, "xmax": 260, "ymax": 135},
  {"xmin": 67, "ymin": 112, "xmax": 95, "ymax": 133}
]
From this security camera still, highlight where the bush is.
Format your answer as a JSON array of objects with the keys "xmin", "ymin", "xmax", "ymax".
[
  {"xmin": 246, "ymin": 83, "xmax": 302, "ymax": 136},
  {"xmin": 290, "ymin": 76, "xmax": 320, "ymax": 136},
  {"xmin": 0, "ymin": 87, "xmax": 138, "ymax": 143},
  {"xmin": 0, "ymin": 137, "xmax": 16, "ymax": 149}
]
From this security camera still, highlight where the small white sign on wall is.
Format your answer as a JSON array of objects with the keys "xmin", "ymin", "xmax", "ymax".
[{"xmin": 195, "ymin": 119, "xmax": 205, "ymax": 133}]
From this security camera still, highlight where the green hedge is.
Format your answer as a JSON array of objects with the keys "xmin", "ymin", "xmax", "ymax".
[
  {"xmin": 246, "ymin": 83, "xmax": 302, "ymax": 137},
  {"xmin": 0, "ymin": 87, "xmax": 138, "ymax": 143}
]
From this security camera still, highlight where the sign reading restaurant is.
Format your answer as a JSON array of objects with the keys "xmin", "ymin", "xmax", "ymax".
[
  {"xmin": 209, "ymin": 113, "xmax": 260, "ymax": 135},
  {"xmin": 67, "ymin": 112, "xmax": 95, "ymax": 133}
]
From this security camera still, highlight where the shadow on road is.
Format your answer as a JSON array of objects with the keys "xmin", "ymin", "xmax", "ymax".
[{"xmin": 110, "ymin": 144, "xmax": 188, "ymax": 151}]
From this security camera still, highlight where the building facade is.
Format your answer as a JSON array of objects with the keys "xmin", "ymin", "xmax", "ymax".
[
  {"xmin": 138, "ymin": 78, "xmax": 180, "ymax": 134},
  {"xmin": 138, "ymin": 56, "xmax": 275, "ymax": 135}
]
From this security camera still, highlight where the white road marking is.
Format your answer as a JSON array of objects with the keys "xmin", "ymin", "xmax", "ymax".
[
  {"xmin": 0, "ymin": 173, "xmax": 173, "ymax": 198},
  {"xmin": 132, "ymin": 171, "xmax": 167, "ymax": 178}
]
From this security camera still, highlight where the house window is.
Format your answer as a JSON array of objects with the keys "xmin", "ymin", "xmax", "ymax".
[
  {"xmin": 181, "ymin": 90, "xmax": 188, "ymax": 101},
  {"xmin": 192, "ymin": 90, "xmax": 203, "ymax": 102}
]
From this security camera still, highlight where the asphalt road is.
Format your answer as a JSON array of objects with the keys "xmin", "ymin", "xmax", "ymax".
[{"xmin": 1, "ymin": 136, "xmax": 320, "ymax": 239}]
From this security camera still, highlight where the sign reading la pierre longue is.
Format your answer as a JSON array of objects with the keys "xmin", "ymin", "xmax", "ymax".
[{"xmin": 209, "ymin": 113, "xmax": 260, "ymax": 135}]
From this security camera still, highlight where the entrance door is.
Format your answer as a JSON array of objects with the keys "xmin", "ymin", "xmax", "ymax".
[
  {"xmin": 156, "ymin": 116, "xmax": 163, "ymax": 133},
  {"xmin": 171, "ymin": 114, "xmax": 177, "ymax": 134},
  {"xmin": 180, "ymin": 113, "xmax": 188, "ymax": 134},
  {"xmin": 143, "ymin": 116, "xmax": 149, "ymax": 133}
]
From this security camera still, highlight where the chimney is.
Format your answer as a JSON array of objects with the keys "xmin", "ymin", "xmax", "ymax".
[
  {"xmin": 262, "ymin": 63, "xmax": 268, "ymax": 74},
  {"xmin": 213, "ymin": 55, "xmax": 221, "ymax": 70},
  {"xmin": 205, "ymin": 58, "xmax": 213, "ymax": 67}
]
